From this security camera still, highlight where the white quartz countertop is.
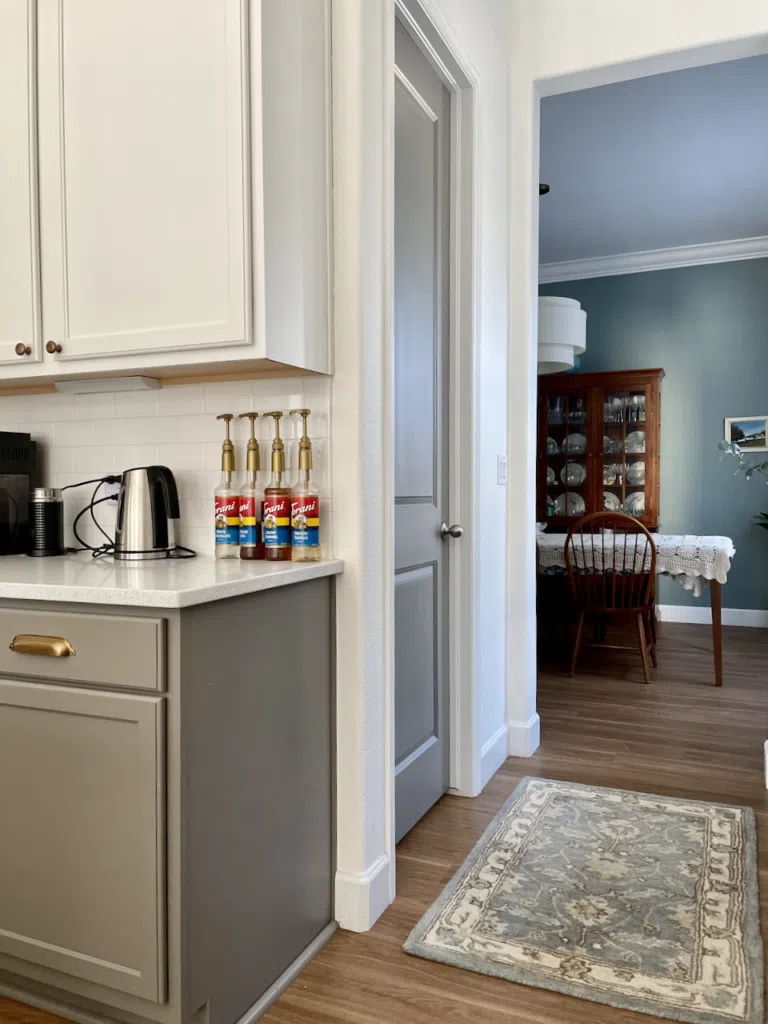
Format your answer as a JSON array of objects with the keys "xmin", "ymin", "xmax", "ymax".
[{"xmin": 0, "ymin": 553, "xmax": 344, "ymax": 609}]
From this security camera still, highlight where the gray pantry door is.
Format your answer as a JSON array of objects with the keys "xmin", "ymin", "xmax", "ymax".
[{"xmin": 394, "ymin": 21, "xmax": 452, "ymax": 843}]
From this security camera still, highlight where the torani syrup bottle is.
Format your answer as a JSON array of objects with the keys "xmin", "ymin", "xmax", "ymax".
[
  {"xmin": 262, "ymin": 412, "xmax": 292, "ymax": 561},
  {"xmin": 290, "ymin": 408, "xmax": 320, "ymax": 561},
  {"xmin": 238, "ymin": 412, "xmax": 264, "ymax": 560},
  {"xmin": 214, "ymin": 414, "xmax": 240, "ymax": 559}
]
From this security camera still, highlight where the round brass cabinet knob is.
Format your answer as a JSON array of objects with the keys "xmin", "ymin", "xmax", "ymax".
[
  {"xmin": 46, "ymin": 341, "xmax": 63, "ymax": 354},
  {"xmin": 14, "ymin": 343, "xmax": 31, "ymax": 356}
]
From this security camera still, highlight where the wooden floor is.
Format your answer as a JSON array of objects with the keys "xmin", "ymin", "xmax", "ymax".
[{"xmin": 2, "ymin": 622, "xmax": 767, "ymax": 1024}]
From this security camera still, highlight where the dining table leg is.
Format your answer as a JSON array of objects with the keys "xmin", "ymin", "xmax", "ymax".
[{"xmin": 711, "ymin": 580, "xmax": 723, "ymax": 687}]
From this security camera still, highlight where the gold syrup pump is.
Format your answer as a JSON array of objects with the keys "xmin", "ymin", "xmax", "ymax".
[
  {"xmin": 290, "ymin": 408, "xmax": 320, "ymax": 561},
  {"xmin": 262, "ymin": 412, "xmax": 292, "ymax": 561},
  {"xmin": 238, "ymin": 413, "xmax": 264, "ymax": 560},
  {"xmin": 214, "ymin": 414, "xmax": 239, "ymax": 559}
]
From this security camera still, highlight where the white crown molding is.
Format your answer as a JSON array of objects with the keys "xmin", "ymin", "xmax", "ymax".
[{"xmin": 539, "ymin": 234, "xmax": 768, "ymax": 284}]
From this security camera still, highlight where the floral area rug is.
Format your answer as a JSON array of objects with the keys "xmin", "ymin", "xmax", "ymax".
[{"xmin": 404, "ymin": 778, "xmax": 763, "ymax": 1023}]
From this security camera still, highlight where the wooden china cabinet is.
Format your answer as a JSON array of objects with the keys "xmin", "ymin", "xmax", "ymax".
[{"xmin": 537, "ymin": 368, "xmax": 663, "ymax": 531}]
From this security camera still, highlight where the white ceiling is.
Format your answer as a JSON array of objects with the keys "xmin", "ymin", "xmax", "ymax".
[{"xmin": 539, "ymin": 54, "xmax": 768, "ymax": 266}]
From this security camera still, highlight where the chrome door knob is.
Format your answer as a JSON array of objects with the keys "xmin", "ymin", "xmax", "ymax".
[{"xmin": 440, "ymin": 522, "xmax": 463, "ymax": 540}]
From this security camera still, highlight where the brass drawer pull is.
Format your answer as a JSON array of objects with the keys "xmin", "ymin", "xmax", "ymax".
[{"xmin": 9, "ymin": 634, "xmax": 76, "ymax": 657}]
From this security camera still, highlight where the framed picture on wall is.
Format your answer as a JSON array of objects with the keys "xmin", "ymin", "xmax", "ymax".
[{"xmin": 724, "ymin": 416, "xmax": 768, "ymax": 451}]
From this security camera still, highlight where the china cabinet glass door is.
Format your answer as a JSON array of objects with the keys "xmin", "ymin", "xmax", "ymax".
[
  {"xmin": 601, "ymin": 387, "xmax": 649, "ymax": 520},
  {"xmin": 545, "ymin": 391, "xmax": 589, "ymax": 519}
]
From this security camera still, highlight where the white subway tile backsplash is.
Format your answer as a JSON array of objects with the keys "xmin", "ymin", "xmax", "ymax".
[
  {"xmin": 114, "ymin": 390, "xmax": 159, "ymax": 418},
  {"xmin": 73, "ymin": 393, "xmax": 116, "ymax": 420},
  {"xmin": 33, "ymin": 395, "xmax": 74, "ymax": 422},
  {"xmin": 44, "ymin": 447, "xmax": 76, "ymax": 474},
  {"xmin": 202, "ymin": 387, "xmax": 255, "ymax": 417},
  {"xmin": 0, "ymin": 397, "xmax": 33, "ymax": 424},
  {"xmin": 157, "ymin": 385, "xmax": 206, "ymax": 417},
  {"xmin": 55, "ymin": 421, "xmax": 95, "ymax": 447},
  {"xmin": 114, "ymin": 444, "xmax": 160, "ymax": 468},
  {"xmin": 73, "ymin": 446, "xmax": 118, "ymax": 474},
  {"xmin": 0, "ymin": 376, "xmax": 330, "ymax": 555},
  {"xmin": 155, "ymin": 443, "xmax": 205, "ymax": 471}
]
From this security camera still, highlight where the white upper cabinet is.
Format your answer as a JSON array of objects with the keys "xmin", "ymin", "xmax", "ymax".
[
  {"xmin": 0, "ymin": 2, "xmax": 41, "ymax": 366},
  {"xmin": 37, "ymin": 0, "xmax": 250, "ymax": 364},
  {"xmin": 0, "ymin": 0, "xmax": 330, "ymax": 383}
]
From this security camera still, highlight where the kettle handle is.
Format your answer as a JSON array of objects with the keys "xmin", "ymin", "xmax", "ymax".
[{"xmin": 146, "ymin": 466, "xmax": 180, "ymax": 550}]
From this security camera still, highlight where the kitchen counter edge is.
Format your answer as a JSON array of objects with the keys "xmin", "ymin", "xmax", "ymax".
[{"xmin": 0, "ymin": 557, "xmax": 344, "ymax": 609}]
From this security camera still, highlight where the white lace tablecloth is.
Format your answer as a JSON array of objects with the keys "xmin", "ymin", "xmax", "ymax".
[{"xmin": 536, "ymin": 534, "xmax": 735, "ymax": 597}]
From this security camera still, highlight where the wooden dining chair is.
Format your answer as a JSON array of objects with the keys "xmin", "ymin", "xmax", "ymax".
[{"xmin": 565, "ymin": 512, "xmax": 658, "ymax": 682}]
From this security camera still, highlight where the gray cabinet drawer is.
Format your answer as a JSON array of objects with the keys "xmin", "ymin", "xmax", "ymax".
[{"xmin": 0, "ymin": 608, "xmax": 165, "ymax": 691}]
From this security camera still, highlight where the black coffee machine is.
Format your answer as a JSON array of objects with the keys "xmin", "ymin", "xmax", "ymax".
[{"xmin": 0, "ymin": 432, "xmax": 38, "ymax": 555}]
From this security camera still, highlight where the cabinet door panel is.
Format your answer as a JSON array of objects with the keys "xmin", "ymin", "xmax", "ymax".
[
  {"xmin": 0, "ymin": 681, "xmax": 165, "ymax": 1002},
  {"xmin": 38, "ymin": 0, "xmax": 250, "ymax": 362},
  {"xmin": 0, "ymin": 1, "xmax": 42, "ymax": 366}
]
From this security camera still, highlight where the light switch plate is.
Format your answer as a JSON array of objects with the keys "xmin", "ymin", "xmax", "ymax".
[{"xmin": 497, "ymin": 454, "xmax": 508, "ymax": 486}]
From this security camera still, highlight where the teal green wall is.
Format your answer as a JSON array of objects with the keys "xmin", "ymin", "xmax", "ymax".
[{"xmin": 540, "ymin": 258, "xmax": 768, "ymax": 610}]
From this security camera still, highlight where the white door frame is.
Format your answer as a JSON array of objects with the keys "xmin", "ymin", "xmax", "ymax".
[
  {"xmin": 517, "ymin": 34, "xmax": 768, "ymax": 754},
  {"xmin": 331, "ymin": 0, "xmax": 479, "ymax": 930},
  {"xmin": 391, "ymin": 0, "xmax": 480, "ymax": 850}
]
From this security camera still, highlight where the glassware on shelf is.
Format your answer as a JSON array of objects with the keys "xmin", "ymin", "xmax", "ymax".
[
  {"xmin": 627, "ymin": 394, "xmax": 646, "ymax": 423},
  {"xmin": 562, "ymin": 432, "xmax": 586, "ymax": 455},
  {"xmin": 569, "ymin": 396, "xmax": 586, "ymax": 423},
  {"xmin": 626, "ymin": 461, "xmax": 645, "ymax": 485},
  {"xmin": 625, "ymin": 491, "xmax": 645, "ymax": 516},
  {"xmin": 560, "ymin": 462, "xmax": 586, "ymax": 486},
  {"xmin": 548, "ymin": 396, "xmax": 564, "ymax": 424},
  {"xmin": 603, "ymin": 463, "xmax": 622, "ymax": 485},
  {"xmin": 604, "ymin": 395, "xmax": 624, "ymax": 423},
  {"xmin": 625, "ymin": 430, "xmax": 646, "ymax": 454},
  {"xmin": 554, "ymin": 492, "xmax": 585, "ymax": 516}
]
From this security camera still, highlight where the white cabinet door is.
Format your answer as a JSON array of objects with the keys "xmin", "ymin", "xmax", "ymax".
[
  {"xmin": 37, "ymin": 0, "xmax": 250, "ymax": 364},
  {"xmin": 0, "ymin": 2, "xmax": 42, "ymax": 366}
]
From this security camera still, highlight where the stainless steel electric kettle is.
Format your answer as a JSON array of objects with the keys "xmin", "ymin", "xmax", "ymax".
[{"xmin": 114, "ymin": 466, "xmax": 181, "ymax": 560}]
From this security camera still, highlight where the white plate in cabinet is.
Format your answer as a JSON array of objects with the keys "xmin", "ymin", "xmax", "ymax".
[
  {"xmin": 0, "ymin": 0, "xmax": 331, "ymax": 384},
  {"xmin": 0, "ymin": 681, "xmax": 166, "ymax": 1002}
]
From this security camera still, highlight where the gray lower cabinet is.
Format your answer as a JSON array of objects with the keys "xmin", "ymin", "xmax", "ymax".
[
  {"xmin": 0, "ymin": 682, "xmax": 165, "ymax": 1002},
  {"xmin": 0, "ymin": 577, "xmax": 334, "ymax": 1024}
]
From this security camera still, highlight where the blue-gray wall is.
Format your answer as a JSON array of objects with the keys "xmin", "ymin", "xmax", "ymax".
[{"xmin": 540, "ymin": 258, "xmax": 768, "ymax": 610}]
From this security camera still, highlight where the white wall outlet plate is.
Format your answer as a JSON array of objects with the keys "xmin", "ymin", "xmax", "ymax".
[{"xmin": 497, "ymin": 454, "xmax": 508, "ymax": 486}]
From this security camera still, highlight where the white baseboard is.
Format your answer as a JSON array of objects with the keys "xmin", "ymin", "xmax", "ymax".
[
  {"xmin": 507, "ymin": 713, "xmax": 541, "ymax": 758},
  {"xmin": 335, "ymin": 853, "xmax": 392, "ymax": 932},
  {"xmin": 480, "ymin": 723, "xmax": 509, "ymax": 789},
  {"xmin": 657, "ymin": 604, "xmax": 768, "ymax": 628}
]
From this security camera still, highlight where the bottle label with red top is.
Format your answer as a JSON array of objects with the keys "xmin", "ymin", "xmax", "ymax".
[
  {"xmin": 291, "ymin": 495, "xmax": 320, "ymax": 549},
  {"xmin": 238, "ymin": 494, "xmax": 261, "ymax": 548},
  {"xmin": 215, "ymin": 495, "xmax": 240, "ymax": 547},
  {"xmin": 263, "ymin": 495, "xmax": 291, "ymax": 549}
]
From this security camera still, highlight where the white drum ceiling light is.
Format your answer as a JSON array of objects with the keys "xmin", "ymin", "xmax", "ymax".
[{"xmin": 538, "ymin": 296, "xmax": 586, "ymax": 374}]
